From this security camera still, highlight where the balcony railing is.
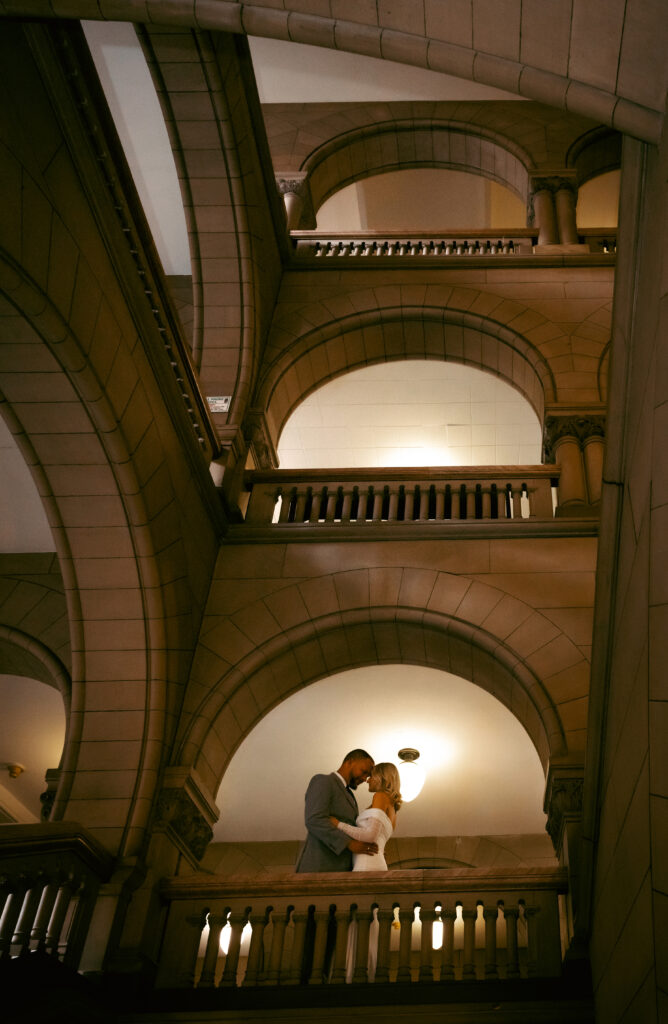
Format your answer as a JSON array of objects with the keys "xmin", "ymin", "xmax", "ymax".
[
  {"xmin": 0, "ymin": 823, "xmax": 113, "ymax": 969},
  {"xmin": 155, "ymin": 867, "xmax": 566, "ymax": 991},
  {"xmin": 292, "ymin": 230, "xmax": 616, "ymax": 261},
  {"xmin": 243, "ymin": 467, "xmax": 558, "ymax": 528}
]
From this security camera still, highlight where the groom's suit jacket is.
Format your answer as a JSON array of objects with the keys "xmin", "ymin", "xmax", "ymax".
[{"xmin": 295, "ymin": 772, "xmax": 359, "ymax": 872}]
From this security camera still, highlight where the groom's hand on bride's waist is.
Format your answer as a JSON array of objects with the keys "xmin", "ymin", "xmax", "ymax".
[{"xmin": 348, "ymin": 839, "xmax": 378, "ymax": 855}]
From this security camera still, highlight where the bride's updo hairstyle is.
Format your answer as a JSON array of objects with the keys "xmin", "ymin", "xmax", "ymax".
[{"xmin": 372, "ymin": 762, "xmax": 403, "ymax": 811}]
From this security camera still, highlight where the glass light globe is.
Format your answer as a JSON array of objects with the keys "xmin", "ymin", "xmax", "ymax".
[{"xmin": 398, "ymin": 754, "xmax": 425, "ymax": 802}]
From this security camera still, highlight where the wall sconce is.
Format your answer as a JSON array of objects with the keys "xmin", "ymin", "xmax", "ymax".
[
  {"xmin": 3, "ymin": 763, "xmax": 25, "ymax": 779},
  {"xmin": 397, "ymin": 748, "xmax": 425, "ymax": 802}
]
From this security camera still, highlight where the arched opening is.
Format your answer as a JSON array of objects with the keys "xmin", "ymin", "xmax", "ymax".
[
  {"xmin": 0, "ymin": 674, "xmax": 66, "ymax": 822},
  {"xmin": 316, "ymin": 169, "xmax": 527, "ymax": 233},
  {"xmin": 277, "ymin": 360, "xmax": 542, "ymax": 469},
  {"xmin": 206, "ymin": 665, "xmax": 551, "ymax": 874},
  {"xmin": 576, "ymin": 170, "xmax": 620, "ymax": 228}
]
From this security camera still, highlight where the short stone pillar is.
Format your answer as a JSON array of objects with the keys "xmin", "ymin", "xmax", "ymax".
[
  {"xmin": 555, "ymin": 184, "xmax": 579, "ymax": 244},
  {"xmin": 276, "ymin": 174, "xmax": 314, "ymax": 231},
  {"xmin": 532, "ymin": 185, "xmax": 559, "ymax": 245}
]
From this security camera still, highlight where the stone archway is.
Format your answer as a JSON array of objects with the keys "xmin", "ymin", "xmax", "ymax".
[
  {"xmin": 300, "ymin": 120, "xmax": 531, "ymax": 216},
  {"xmin": 256, "ymin": 306, "xmax": 556, "ymax": 451}
]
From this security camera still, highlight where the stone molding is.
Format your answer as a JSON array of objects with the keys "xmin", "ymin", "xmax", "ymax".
[
  {"xmin": 544, "ymin": 768, "xmax": 584, "ymax": 855},
  {"xmin": 155, "ymin": 787, "xmax": 214, "ymax": 862},
  {"xmin": 243, "ymin": 409, "xmax": 279, "ymax": 470},
  {"xmin": 543, "ymin": 414, "xmax": 606, "ymax": 462}
]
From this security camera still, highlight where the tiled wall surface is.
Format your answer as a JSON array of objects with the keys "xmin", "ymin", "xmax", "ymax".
[{"xmin": 277, "ymin": 359, "xmax": 542, "ymax": 469}]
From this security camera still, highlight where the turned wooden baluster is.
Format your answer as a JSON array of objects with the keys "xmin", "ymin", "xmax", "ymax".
[
  {"xmin": 199, "ymin": 912, "xmax": 226, "ymax": 987},
  {"xmin": 418, "ymin": 906, "xmax": 437, "ymax": 981},
  {"xmin": 396, "ymin": 907, "xmax": 414, "ymax": 983},
  {"xmin": 439, "ymin": 906, "xmax": 456, "ymax": 981},
  {"xmin": 461, "ymin": 906, "xmax": 477, "ymax": 979},
  {"xmin": 219, "ymin": 911, "xmax": 247, "ymax": 987},
  {"xmin": 483, "ymin": 905, "xmax": 499, "ymax": 979},
  {"xmin": 31, "ymin": 882, "xmax": 60, "ymax": 952},
  {"xmin": 44, "ymin": 880, "xmax": 77, "ymax": 958},
  {"xmin": 12, "ymin": 880, "xmax": 45, "ymax": 955},
  {"xmin": 0, "ymin": 885, "xmax": 28, "ymax": 958}
]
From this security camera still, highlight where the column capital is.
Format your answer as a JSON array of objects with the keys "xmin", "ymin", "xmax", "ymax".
[
  {"xmin": 276, "ymin": 173, "xmax": 315, "ymax": 229},
  {"xmin": 243, "ymin": 408, "xmax": 278, "ymax": 470},
  {"xmin": 544, "ymin": 763, "xmax": 584, "ymax": 855},
  {"xmin": 530, "ymin": 173, "xmax": 578, "ymax": 196},
  {"xmin": 543, "ymin": 413, "xmax": 606, "ymax": 462},
  {"xmin": 154, "ymin": 786, "xmax": 214, "ymax": 863}
]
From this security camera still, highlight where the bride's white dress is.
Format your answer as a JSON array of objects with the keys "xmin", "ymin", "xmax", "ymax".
[{"xmin": 337, "ymin": 808, "xmax": 394, "ymax": 980}]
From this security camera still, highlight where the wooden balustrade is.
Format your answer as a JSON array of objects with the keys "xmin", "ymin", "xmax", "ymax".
[
  {"xmin": 0, "ymin": 823, "xmax": 113, "ymax": 968},
  {"xmin": 243, "ymin": 468, "xmax": 558, "ymax": 527},
  {"xmin": 155, "ymin": 868, "xmax": 566, "ymax": 990}
]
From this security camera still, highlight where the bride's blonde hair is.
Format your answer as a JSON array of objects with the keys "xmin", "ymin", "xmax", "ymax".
[{"xmin": 372, "ymin": 762, "xmax": 403, "ymax": 811}]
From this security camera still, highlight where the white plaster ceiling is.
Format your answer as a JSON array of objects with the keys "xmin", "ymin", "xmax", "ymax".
[{"xmin": 214, "ymin": 665, "xmax": 547, "ymax": 842}]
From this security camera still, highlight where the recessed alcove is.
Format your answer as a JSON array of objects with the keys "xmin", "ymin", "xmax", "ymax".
[{"xmin": 277, "ymin": 360, "xmax": 542, "ymax": 469}]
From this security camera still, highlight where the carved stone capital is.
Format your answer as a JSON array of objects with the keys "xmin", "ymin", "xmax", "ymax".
[
  {"xmin": 243, "ymin": 409, "xmax": 278, "ymax": 470},
  {"xmin": 530, "ymin": 175, "xmax": 578, "ymax": 197},
  {"xmin": 155, "ymin": 787, "xmax": 213, "ymax": 861},
  {"xmin": 544, "ymin": 769, "xmax": 584, "ymax": 855},
  {"xmin": 543, "ymin": 414, "xmax": 606, "ymax": 462},
  {"xmin": 276, "ymin": 173, "xmax": 316, "ymax": 229}
]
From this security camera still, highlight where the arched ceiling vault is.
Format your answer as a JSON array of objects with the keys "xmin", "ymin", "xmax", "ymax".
[{"xmin": 1, "ymin": 2, "xmax": 662, "ymax": 142}]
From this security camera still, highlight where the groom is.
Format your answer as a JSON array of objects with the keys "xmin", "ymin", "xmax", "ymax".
[{"xmin": 295, "ymin": 748, "xmax": 378, "ymax": 872}]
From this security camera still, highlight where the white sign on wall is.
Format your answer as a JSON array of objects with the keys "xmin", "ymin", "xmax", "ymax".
[{"xmin": 207, "ymin": 396, "xmax": 231, "ymax": 413}]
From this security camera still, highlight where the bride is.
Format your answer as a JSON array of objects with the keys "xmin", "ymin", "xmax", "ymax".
[{"xmin": 329, "ymin": 762, "xmax": 402, "ymax": 981}]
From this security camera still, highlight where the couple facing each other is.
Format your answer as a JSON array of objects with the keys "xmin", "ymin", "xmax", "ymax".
[{"xmin": 295, "ymin": 749, "xmax": 402, "ymax": 873}]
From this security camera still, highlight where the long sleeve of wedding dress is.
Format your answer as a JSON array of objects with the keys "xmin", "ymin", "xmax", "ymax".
[{"xmin": 336, "ymin": 814, "xmax": 385, "ymax": 843}]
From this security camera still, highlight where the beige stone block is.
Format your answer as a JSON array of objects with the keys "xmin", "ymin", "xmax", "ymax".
[
  {"xmin": 489, "ymin": 537, "xmax": 597, "ymax": 573},
  {"xmin": 77, "ymin": 740, "xmax": 142, "ymax": 771},
  {"xmin": 542, "ymin": 606, "xmax": 594, "ymax": 645},
  {"xmin": 232, "ymin": 601, "xmax": 281, "ymax": 646},
  {"xmin": 80, "ymin": 619, "xmax": 146, "ymax": 652},
  {"xmin": 84, "ymin": 680, "xmax": 148, "ymax": 712},
  {"xmin": 216, "ymin": 545, "xmax": 287, "ymax": 579},
  {"xmin": 397, "ymin": 567, "xmax": 437, "ymax": 608},
  {"xmin": 296, "ymin": 574, "xmax": 341, "ymax": 619},
  {"xmin": 473, "ymin": 0, "xmax": 520, "ymax": 60},
  {"xmin": 332, "ymin": 568, "xmax": 370, "ymax": 610},
  {"xmin": 543, "ymin": 659, "xmax": 590, "ymax": 704},
  {"xmin": 505, "ymin": 611, "xmax": 560, "ymax": 658},
  {"xmin": 65, "ymin": 798, "xmax": 134, "ymax": 827},
  {"xmin": 293, "ymin": 637, "xmax": 327, "ymax": 682},
  {"xmin": 262, "ymin": 584, "xmax": 310, "ymax": 631},
  {"xmin": 69, "ymin": 770, "xmax": 138, "ymax": 801},
  {"xmin": 368, "ymin": 566, "xmax": 403, "ymax": 607},
  {"xmin": 73, "ymin": 557, "xmax": 140, "ymax": 590},
  {"xmin": 454, "ymin": 580, "xmax": 503, "ymax": 626},
  {"xmin": 83, "ymin": 648, "xmax": 147, "ymax": 683},
  {"xmin": 526, "ymin": 633, "xmax": 585, "ymax": 679},
  {"xmin": 425, "ymin": 0, "xmax": 472, "ymax": 46}
]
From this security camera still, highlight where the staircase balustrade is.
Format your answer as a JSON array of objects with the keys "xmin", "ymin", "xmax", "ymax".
[
  {"xmin": 243, "ymin": 468, "xmax": 558, "ymax": 527},
  {"xmin": 155, "ymin": 868, "xmax": 566, "ymax": 990},
  {"xmin": 0, "ymin": 823, "xmax": 113, "ymax": 969}
]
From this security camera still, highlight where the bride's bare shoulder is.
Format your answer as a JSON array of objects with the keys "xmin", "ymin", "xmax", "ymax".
[{"xmin": 371, "ymin": 792, "xmax": 393, "ymax": 812}]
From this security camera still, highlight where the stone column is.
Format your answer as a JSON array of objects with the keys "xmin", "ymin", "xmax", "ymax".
[
  {"xmin": 532, "ymin": 186, "xmax": 559, "ymax": 245},
  {"xmin": 543, "ymin": 413, "xmax": 606, "ymax": 516},
  {"xmin": 276, "ymin": 174, "xmax": 315, "ymax": 231},
  {"xmin": 555, "ymin": 184, "xmax": 579, "ymax": 244}
]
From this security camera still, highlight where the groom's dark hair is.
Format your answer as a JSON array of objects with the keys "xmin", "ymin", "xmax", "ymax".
[{"xmin": 343, "ymin": 748, "xmax": 373, "ymax": 762}]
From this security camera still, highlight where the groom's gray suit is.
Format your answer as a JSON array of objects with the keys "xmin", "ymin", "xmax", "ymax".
[{"xmin": 295, "ymin": 772, "xmax": 359, "ymax": 872}]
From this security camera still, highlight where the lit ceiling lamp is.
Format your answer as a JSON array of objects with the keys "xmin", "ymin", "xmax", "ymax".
[{"xmin": 397, "ymin": 748, "xmax": 425, "ymax": 802}]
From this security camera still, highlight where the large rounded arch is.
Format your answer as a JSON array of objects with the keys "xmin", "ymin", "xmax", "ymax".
[
  {"xmin": 257, "ymin": 306, "xmax": 556, "ymax": 450},
  {"xmin": 300, "ymin": 120, "xmax": 531, "ymax": 216},
  {"xmin": 178, "ymin": 563, "xmax": 591, "ymax": 799}
]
